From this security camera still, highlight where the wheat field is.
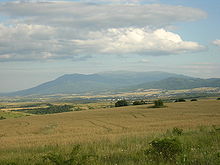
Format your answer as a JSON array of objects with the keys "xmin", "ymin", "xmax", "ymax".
[{"xmin": 0, "ymin": 99, "xmax": 220, "ymax": 151}]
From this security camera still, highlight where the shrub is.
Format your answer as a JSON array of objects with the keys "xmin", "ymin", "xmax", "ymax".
[
  {"xmin": 191, "ymin": 98, "xmax": 198, "ymax": 101},
  {"xmin": 43, "ymin": 144, "xmax": 96, "ymax": 165},
  {"xmin": 217, "ymin": 98, "xmax": 220, "ymax": 100},
  {"xmin": 145, "ymin": 137, "xmax": 182, "ymax": 162},
  {"xmin": 154, "ymin": 100, "xmax": 164, "ymax": 107},
  {"xmin": 133, "ymin": 100, "xmax": 145, "ymax": 105},
  {"xmin": 13, "ymin": 105, "xmax": 73, "ymax": 115},
  {"xmin": 0, "ymin": 116, "xmax": 6, "ymax": 120},
  {"xmin": 212, "ymin": 125, "xmax": 220, "ymax": 132},
  {"xmin": 175, "ymin": 98, "xmax": 186, "ymax": 102},
  {"xmin": 115, "ymin": 100, "xmax": 128, "ymax": 107},
  {"xmin": 88, "ymin": 106, "xmax": 95, "ymax": 109},
  {"xmin": 172, "ymin": 127, "xmax": 183, "ymax": 136},
  {"xmin": 149, "ymin": 100, "xmax": 165, "ymax": 108},
  {"xmin": 74, "ymin": 107, "xmax": 83, "ymax": 111}
]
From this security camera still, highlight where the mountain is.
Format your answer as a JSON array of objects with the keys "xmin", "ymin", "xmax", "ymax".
[
  {"xmin": 4, "ymin": 71, "xmax": 220, "ymax": 96},
  {"xmin": 130, "ymin": 77, "xmax": 220, "ymax": 90},
  {"xmin": 5, "ymin": 71, "xmax": 189, "ymax": 96},
  {"xmin": 98, "ymin": 71, "xmax": 190, "ymax": 84}
]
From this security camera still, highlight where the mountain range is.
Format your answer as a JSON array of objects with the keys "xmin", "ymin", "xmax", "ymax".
[{"xmin": 3, "ymin": 71, "xmax": 220, "ymax": 96}]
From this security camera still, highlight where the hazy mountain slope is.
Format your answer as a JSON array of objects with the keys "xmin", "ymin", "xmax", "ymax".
[
  {"xmin": 98, "ymin": 71, "xmax": 190, "ymax": 84},
  {"xmin": 131, "ymin": 77, "xmax": 220, "ymax": 90},
  {"xmin": 9, "ymin": 74, "xmax": 114, "ymax": 95},
  {"xmin": 7, "ymin": 71, "xmax": 220, "ymax": 96},
  {"xmin": 7, "ymin": 71, "xmax": 189, "ymax": 96}
]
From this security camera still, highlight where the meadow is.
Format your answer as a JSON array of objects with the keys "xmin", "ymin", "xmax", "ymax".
[{"xmin": 0, "ymin": 99, "xmax": 220, "ymax": 164}]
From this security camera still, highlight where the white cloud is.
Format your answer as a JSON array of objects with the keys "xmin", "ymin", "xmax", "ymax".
[
  {"xmin": 140, "ymin": 59, "xmax": 150, "ymax": 63},
  {"xmin": 0, "ymin": 25, "xmax": 205, "ymax": 61},
  {"xmin": 0, "ymin": 24, "xmax": 57, "ymax": 60},
  {"xmin": 213, "ymin": 39, "xmax": 220, "ymax": 47},
  {"xmin": 73, "ymin": 28, "xmax": 205, "ymax": 55},
  {"xmin": 0, "ymin": 23, "xmax": 89, "ymax": 61},
  {"xmin": 0, "ymin": 1, "xmax": 206, "ymax": 61},
  {"xmin": 0, "ymin": 1, "xmax": 207, "ymax": 29}
]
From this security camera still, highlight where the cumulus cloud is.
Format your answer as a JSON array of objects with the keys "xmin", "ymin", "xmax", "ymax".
[
  {"xmin": 213, "ymin": 39, "xmax": 220, "ymax": 47},
  {"xmin": 0, "ymin": 1, "xmax": 206, "ymax": 61},
  {"xmin": 0, "ymin": 23, "xmax": 88, "ymax": 61},
  {"xmin": 0, "ymin": 24, "xmax": 55, "ymax": 60},
  {"xmin": 0, "ymin": 25, "xmax": 205, "ymax": 61},
  {"xmin": 73, "ymin": 28, "xmax": 205, "ymax": 55}
]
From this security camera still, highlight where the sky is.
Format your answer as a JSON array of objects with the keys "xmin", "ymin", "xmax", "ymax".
[{"xmin": 0, "ymin": 0, "xmax": 220, "ymax": 92}]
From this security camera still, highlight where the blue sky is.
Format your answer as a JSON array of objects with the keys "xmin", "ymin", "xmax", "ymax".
[{"xmin": 0, "ymin": 0, "xmax": 220, "ymax": 92}]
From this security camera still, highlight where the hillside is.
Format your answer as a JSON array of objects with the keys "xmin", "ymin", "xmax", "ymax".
[
  {"xmin": 4, "ymin": 71, "xmax": 220, "ymax": 96},
  {"xmin": 0, "ymin": 100, "xmax": 220, "ymax": 164},
  {"xmin": 0, "ymin": 100, "xmax": 219, "ymax": 149},
  {"xmin": 6, "ymin": 71, "xmax": 188, "ymax": 96},
  {"xmin": 131, "ymin": 77, "xmax": 220, "ymax": 90}
]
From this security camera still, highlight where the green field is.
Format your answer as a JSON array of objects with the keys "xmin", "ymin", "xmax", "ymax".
[
  {"xmin": 0, "ymin": 99, "xmax": 220, "ymax": 164},
  {"xmin": 0, "ymin": 111, "xmax": 29, "ymax": 119}
]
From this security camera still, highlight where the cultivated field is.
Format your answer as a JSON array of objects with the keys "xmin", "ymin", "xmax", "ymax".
[
  {"xmin": 1, "ymin": 99, "xmax": 220, "ymax": 149},
  {"xmin": 0, "ymin": 99, "xmax": 220, "ymax": 164}
]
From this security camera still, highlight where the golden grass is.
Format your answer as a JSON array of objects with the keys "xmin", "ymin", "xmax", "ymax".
[{"xmin": 0, "ymin": 99, "xmax": 220, "ymax": 150}]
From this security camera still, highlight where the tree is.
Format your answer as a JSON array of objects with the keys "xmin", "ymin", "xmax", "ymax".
[
  {"xmin": 133, "ymin": 100, "xmax": 145, "ymax": 105},
  {"xmin": 148, "ymin": 100, "xmax": 166, "ymax": 108},
  {"xmin": 0, "ymin": 116, "xmax": 6, "ymax": 120},
  {"xmin": 115, "ymin": 100, "xmax": 128, "ymax": 107},
  {"xmin": 153, "ymin": 100, "xmax": 164, "ymax": 108},
  {"xmin": 175, "ymin": 98, "xmax": 186, "ymax": 102}
]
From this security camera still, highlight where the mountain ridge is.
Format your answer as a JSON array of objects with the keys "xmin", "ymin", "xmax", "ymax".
[
  {"xmin": 128, "ymin": 77, "xmax": 220, "ymax": 91},
  {"xmin": 2, "ymin": 71, "xmax": 220, "ymax": 96}
]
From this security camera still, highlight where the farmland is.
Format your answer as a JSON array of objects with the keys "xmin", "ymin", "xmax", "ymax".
[{"xmin": 0, "ymin": 99, "xmax": 220, "ymax": 164}]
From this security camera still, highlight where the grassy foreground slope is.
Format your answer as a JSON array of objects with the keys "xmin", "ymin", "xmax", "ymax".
[
  {"xmin": 0, "ymin": 99, "xmax": 220, "ymax": 164},
  {"xmin": 1, "ymin": 100, "xmax": 220, "ymax": 148}
]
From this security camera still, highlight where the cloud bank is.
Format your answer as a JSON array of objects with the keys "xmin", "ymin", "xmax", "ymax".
[
  {"xmin": 0, "ymin": 1, "xmax": 206, "ymax": 61},
  {"xmin": 0, "ymin": 1, "xmax": 206, "ymax": 29}
]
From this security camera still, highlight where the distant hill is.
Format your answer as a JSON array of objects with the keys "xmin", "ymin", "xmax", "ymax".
[
  {"xmin": 130, "ymin": 77, "xmax": 220, "ymax": 90},
  {"xmin": 4, "ymin": 71, "xmax": 220, "ymax": 96},
  {"xmin": 5, "ymin": 71, "xmax": 190, "ymax": 96}
]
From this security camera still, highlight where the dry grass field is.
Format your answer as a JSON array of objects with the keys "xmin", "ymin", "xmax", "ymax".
[
  {"xmin": 0, "ymin": 99, "xmax": 220, "ymax": 164},
  {"xmin": 0, "ymin": 99, "xmax": 220, "ymax": 150}
]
